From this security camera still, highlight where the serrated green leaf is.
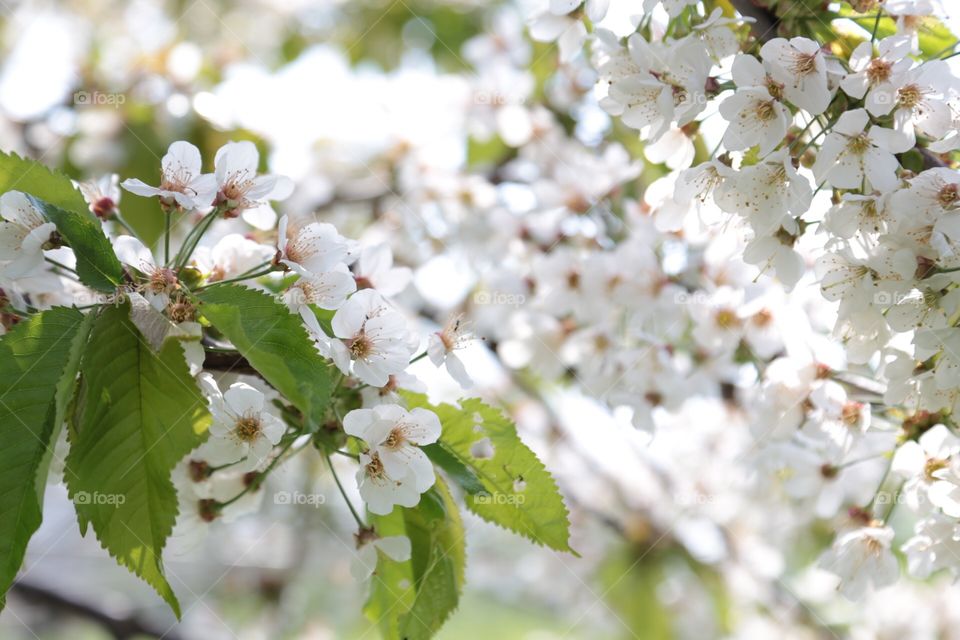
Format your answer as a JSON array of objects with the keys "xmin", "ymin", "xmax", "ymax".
[
  {"xmin": 422, "ymin": 443, "xmax": 486, "ymax": 496},
  {"xmin": 196, "ymin": 285, "xmax": 335, "ymax": 430},
  {"xmin": 0, "ymin": 150, "xmax": 123, "ymax": 292},
  {"xmin": 66, "ymin": 303, "xmax": 210, "ymax": 617},
  {"xmin": 25, "ymin": 195, "xmax": 124, "ymax": 293},
  {"xmin": 0, "ymin": 150, "xmax": 89, "ymax": 215},
  {"xmin": 0, "ymin": 307, "xmax": 88, "ymax": 606},
  {"xmin": 402, "ymin": 392, "xmax": 574, "ymax": 554},
  {"xmin": 365, "ymin": 477, "xmax": 466, "ymax": 640},
  {"xmin": 36, "ymin": 310, "xmax": 95, "ymax": 501}
]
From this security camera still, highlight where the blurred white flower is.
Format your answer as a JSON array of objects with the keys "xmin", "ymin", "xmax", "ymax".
[{"xmin": 819, "ymin": 524, "xmax": 899, "ymax": 600}]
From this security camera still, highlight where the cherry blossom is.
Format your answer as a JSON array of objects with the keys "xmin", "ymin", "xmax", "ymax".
[
  {"xmin": 121, "ymin": 141, "xmax": 216, "ymax": 210},
  {"xmin": 0, "ymin": 191, "xmax": 57, "ymax": 278},
  {"xmin": 328, "ymin": 289, "xmax": 415, "ymax": 387},
  {"xmin": 812, "ymin": 108, "xmax": 912, "ymax": 191},
  {"xmin": 200, "ymin": 377, "xmax": 286, "ymax": 472},
  {"xmin": 213, "ymin": 140, "xmax": 294, "ymax": 228}
]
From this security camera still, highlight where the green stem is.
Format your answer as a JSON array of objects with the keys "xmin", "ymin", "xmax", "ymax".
[
  {"xmin": 409, "ymin": 351, "xmax": 429, "ymax": 365},
  {"xmin": 865, "ymin": 460, "xmax": 892, "ymax": 513},
  {"xmin": 870, "ymin": 10, "xmax": 883, "ymax": 42},
  {"xmin": 788, "ymin": 115, "xmax": 820, "ymax": 153},
  {"xmin": 882, "ymin": 481, "xmax": 903, "ymax": 523},
  {"xmin": 113, "ymin": 213, "xmax": 139, "ymax": 238},
  {"xmin": 934, "ymin": 264, "xmax": 960, "ymax": 274},
  {"xmin": 931, "ymin": 39, "xmax": 960, "ymax": 59},
  {"xmin": 837, "ymin": 452, "xmax": 886, "ymax": 469},
  {"xmin": 164, "ymin": 213, "xmax": 171, "ymax": 265},
  {"xmin": 326, "ymin": 453, "xmax": 365, "ymax": 527},
  {"xmin": 194, "ymin": 265, "xmax": 276, "ymax": 291},
  {"xmin": 217, "ymin": 433, "xmax": 300, "ymax": 509},
  {"xmin": 174, "ymin": 209, "xmax": 220, "ymax": 271},
  {"xmin": 45, "ymin": 258, "xmax": 77, "ymax": 274}
]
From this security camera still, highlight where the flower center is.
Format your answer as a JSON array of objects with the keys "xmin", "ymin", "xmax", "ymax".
[
  {"xmin": 383, "ymin": 426, "xmax": 407, "ymax": 450},
  {"xmin": 938, "ymin": 184, "xmax": 959, "ymax": 208},
  {"xmin": 751, "ymin": 308, "xmax": 773, "ymax": 327},
  {"xmin": 349, "ymin": 334, "xmax": 374, "ymax": 360},
  {"xmin": 365, "ymin": 453, "xmax": 388, "ymax": 481},
  {"xmin": 775, "ymin": 227, "xmax": 797, "ymax": 247},
  {"xmin": 865, "ymin": 58, "xmax": 892, "ymax": 85},
  {"xmin": 234, "ymin": 414, "xmax": 263, "ymax": 442},
  {"xmin": 924, "ymin": 457, "xmax": 948, "ymax": 481},
  {"xmin": 764, "ymin": 77, "xmax": 784, "ymax": 101},
  {"xmin": 160, "ymin": 165, "xmax": 196, "ymax": 194},
  {"xmin": 167, "ymin": 300, "xmax": 195, "ymax": 323},
  {"xmin": 864, "ymin": 536, "xmax": 884, "ymax": 556},
  {"xmin": 847, "ymin": 133, "xmax": 872, "ymax": 155},
  {"xmin": 715, "ymin": 308, "xmax": 739, "ymax": 329},
  {"xmin": 897, "ymin": 84, "xmax": 923, "ymax": 109},
  {"xmin": 148, "ymin": 267, "xmax": 178, "ymax": 294},
  {"xmin": 841, "ymin": 402, "xmax": 862, "ymax": 427},
  {"xmin": 790, "ymin": 52, "xmax": 818, "ymax": 76},
  {"xmin": 755, "ymin": 100, "xmax": 778, "ymax": 122}
]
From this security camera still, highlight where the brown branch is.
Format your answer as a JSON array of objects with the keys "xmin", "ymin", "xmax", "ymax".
[
  {"xmin": 730, "ymin": 0, "xmax": 781, "ymax": 43},
  {"xmin": 9, "ymin": 580, "xmax": 181, "ymax": 640},
  {"xmin": 202, "ymin": 349, "xmax": 260, "ymax": 377}
]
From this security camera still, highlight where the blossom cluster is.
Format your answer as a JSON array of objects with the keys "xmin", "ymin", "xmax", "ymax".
[
  {"xmin": 526, "ymin": 0, "xmax": 960, "ymax": 606},
  {"xmin": 0, "ymin": 139, "xmax": 478, "ymax": 574},
  {"xmin": 4, "ymin": 0, "xmax": 960, "ymax": 634}
]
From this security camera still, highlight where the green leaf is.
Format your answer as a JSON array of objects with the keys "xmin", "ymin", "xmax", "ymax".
[
  {"xmin": 0, "ymin": 307, "xmax": 89, "ymax": 606},
  {"xmin": 421, "ymin": 443, "xmax": 486, "ymax": 496},
  {"xmin": 0, "ymin": 150, "xmax": 89, "ymax": 215},
  {"xmin": 196, "ymin": 285, "xmax": 335, "ymax": 430},
  {"xmin": 365, "ymin": 477, "xmax": 466, "ymax": 640},
  {"xmin": 837, "ymin": 10, "xmax": 956, "ymax": 57},
  {"xmin": 65, "ymin": 303, "xmax": 210, "ymax": 617},
  {"xmin": 25, "ymin": 195, "xmax": 124, "ymax": 293},
  {"xmin": 402, "ymin": 392, "xmax": 574, "ymax": 554},
  {"xmin": 0, "ymin": 150, "xmax": 124, "ymax": 292}
]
